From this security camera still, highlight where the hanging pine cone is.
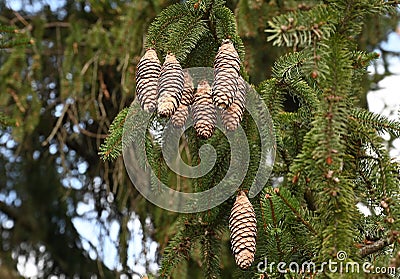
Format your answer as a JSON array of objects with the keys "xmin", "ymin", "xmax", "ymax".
[
  {"xmin": 192, "ymin": 79, "xmax": 216, "ymax": 139},
  {"xmin": 171, "ymin": 104, "xmax": 189, "ymax": 128},
  {"xmin": 135, "ymin": 48, "xmax": 161, "ymax": 112},
  {"xmin": 157, "ymin": 54, "xmax": 184, "ymax": 117},
  {"xmin": 170, "ymin": 71, "xmax": 193, "ymax": 128},
  {"xmin": 221, "ymin": 77, "xmax": 247, "ymax": 131},
  {"xmin": 229, "ymin": 191, "xmax": 257, "ymax": 270},
  {"xmin": 181, "ymin": 71, "xmax": 194, "ymax": 106},
  {"xmin": 212, "ymin": 39, "xmax": 241, "ymax": 110}
]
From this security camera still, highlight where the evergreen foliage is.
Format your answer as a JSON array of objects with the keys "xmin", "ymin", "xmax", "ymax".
[
  {"xmin": 100, "ymin": 0, "xmax": 400, "ymax": 277},
  {"xmin": 0, "ymin": 23, "xmax": 31, "ymax": 129},
  {"xmin": 1, "ymin": 0, "xmax": 400, "ymax": 277},
  {"xmin": 0, "ymin": 24, "xmax": 31, "ymax": 49}
]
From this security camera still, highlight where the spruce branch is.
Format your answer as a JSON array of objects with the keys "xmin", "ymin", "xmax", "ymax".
[
  {"xmin": 99, "ymin": 107, "xmax": 129, "ymax": 160},
  {"xmin": 0, "ymin": 112, "xmax": 15, "ymax": 127},
  {"xmin": 0, "ymin": 24, "xmax": 32, "ymax": 49},
  {"xmin": 360, "ymin": 130, "xmax": 400, "ymax": 208},
  {"xmin": 264, "ymin": 193, "xmax": 284, "ymax": 262},
  {"xmin": 211, "ymin": 6, "xmax": 245, "ymax": 62},
  {"xmin": 273, "ymin": 188, "xmax": 317, "ymax": 236},
  {"xmin": 351, "ymin": 51, "xmax": 380, "ymax": 69},
  {"xmin": 212, "ymin": 6, "xmax": 237, "ymax": 40},
  {"xmin": 258, "ymin": 78, "xmax": 284, "ymax": 117},
  {"xmin": 332, "ymin": 0, "xmax": 397, "ymax": 37},
  {"xmin": 200, "ymin": 225, "xmax": 222, "ymax": 278},
  {"xmin": 167, "ymin": 15, "xmax": 208, "ymax": 62},
  {"xmin": 271, "ymin": 51, "xmax": 307, "ymax": 81},
  {"xmin": 146, "ymin": 3, "xmax": 190, "ymax": 51},
  {"xmin": 160, "ymin": 230, "xmax": 194, "ymax": 278},
  {"xmin": 350, "ymin": 108, "xmax": 400, "ymax": 138},
  {"xmin": 266, "ymin": 4, "xmax": 337, "ymax": 48}
]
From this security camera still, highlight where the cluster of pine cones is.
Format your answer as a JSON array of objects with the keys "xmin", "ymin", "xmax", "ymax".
[
  {"xmin": 135, "ymin": 41, "xmax": 256, "ymax": 270},
  {"xmin": 135, "ymin": 39, "xmax": 247, "ymax": 139}
]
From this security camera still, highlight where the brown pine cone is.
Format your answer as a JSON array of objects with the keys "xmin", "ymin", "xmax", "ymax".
[
  {"xmin": 135, "ymin": 48, "xmax": 161, "ymax": 112},
  {"xmin": 221, "ymin": 77, "xmax": 247, "ymax": 131},
  {"xmin": 171, "ymin": 104, "xmax": 189, "ymax": 128},
  {"xmin": 229, "ymin": 191, "xmax": 257, "ymax": 270},
  {"xmin": 157, "ymin": 54, "xmax": 184, "ymax": 117},
  {"xmin": 212, "ymin": 39, "xmax": 241, "ymax": 110},
  {"xmin": 192, "ymin": 79, "xmax": 216, "ymax": 139}
]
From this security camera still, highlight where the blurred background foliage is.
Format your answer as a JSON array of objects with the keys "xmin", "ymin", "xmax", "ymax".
[{"xmin": 0, "ymin": 0, "xmax": 399, "ymax": 278}]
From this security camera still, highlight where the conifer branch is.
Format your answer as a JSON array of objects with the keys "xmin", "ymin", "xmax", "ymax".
[
  {"xmin": 273, "ymin": 188, "xmax": 317, "ymax": 236},
  {"xmin": 200, "ymin": 226, "xmax": 222, "ymax": 278},
  {"xmin": 266, "ymin": 5, "xmax": 337, "ymax": 48},
  {"xmin": 212, "ymin": 6, "xmax": 245, "ymax": 62},
  {"xmin": 0, "ymin": 24, "xmax": 31, "ymax": 49},
  {"xmin": 350, "ymin": 108, "xmax": 400, "ymax": 138},
  {"xmin": 0, "ymin": 112, "xmax": 15, "ymax": 127},
  {"xmin": 258, "ymin": 79, "xmax": 284, "ymax": 117},
  {"xmin": 271, "ymin": 51, "xmax": 306, "ymax": 81},
  {"xmin": 99, "ymin": 107, "xmax": 129, "ymax": 160},
  {"xmin": 167, "ymin": 15, "xmax": 208, "ymax": 62},
  {"xmin": 265, "ymin": 193, "xmax": 284, "ymax": 262},
  {"xmin": 145, "ymin": 3, "xmax": 189, "ymax": 51},
  {"xmin": 359, "ymin": 232, "xmax": 398, "ymax": 258}
]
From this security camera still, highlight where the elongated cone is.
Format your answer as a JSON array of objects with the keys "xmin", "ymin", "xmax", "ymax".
[
  {"xmin": 192, "ymin": 80, "xmax": 216, "ymax": 139},
  {"xmin": 181, "ymin": 71, "xmax": 194, "ymax": 106},
  {"xmin": 171, "ymin": 105, "xmax": 189, "ymax": 128},
  {"xmin": 212, "ymin": 39, "xmax": 241, "ymax": 110},
  {"xmin": 157, "ymin": 54, "xmax": 184, "ymax": 117},
  {"xmin": 135, "ymin": 49, "xmax": 161, "ymax": 112},
  {"xmin": 221, "ymin": 77, "xmax": 246, "ymax": 131},
  {"xmin": 170, "ymin": 71, "xmax": 194, "ymax": 128},
  {"xmin": 229, "ymin": 191, "xmax": 257, "ymax": 270}
]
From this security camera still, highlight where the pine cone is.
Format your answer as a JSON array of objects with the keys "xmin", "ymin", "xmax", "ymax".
[
  {"xmin": 212, "ymin": 39, "xmax": 241, "ymax": 110},
  {"xmin": 229, "ymin": 191, "xmax": 257, "ymax": 270},
  {"xmin": 157, "ymin": 54, "xmax": 184, "ymax": 117},
  {"xmin": 171, "ymin": 104, "xmax": 189, "ymax": 128},
  {"xmin": 192, "ymin": 79, "xmax": 216, "ymax": 139},
  {"xmin": 135, "ymin": 49, "xmax": 161, "ymax": 112},
  {"xmin": 170, "ymin": 71, "xmax": 193, "ymax": 128},
  {"xmin": 181, "ymin": 71, "xmax": 194, "ymax": 106},
  {"xmin": 221, "ymin": 77, "xmax": 247, "ymax": 131}
]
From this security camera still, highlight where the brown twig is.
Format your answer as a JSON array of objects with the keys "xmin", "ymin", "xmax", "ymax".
[
  {"xmin": 42, "ymin": 103, "xmax": 70, "ymax": 146},
  {"xmin": 360, "ymin": 232, "xmax": 398, "ymax": 258},
  {"xmin": 66, "ymin": 109, "xmax": 108, "ymax": 139},
  {"xmin": 7, "ymin": 88, "xmax": 26, "ymax": 113}
]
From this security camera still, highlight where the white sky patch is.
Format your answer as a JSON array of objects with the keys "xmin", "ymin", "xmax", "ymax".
[
  {"xmin": 6, "ymin": 0, "xmax": 66, "ymax": 13},
  {"xmin": 356, "ymin": 202, "xmax": 372, "ymax": 216},
  {"xmin": 367, "ymin": 30, "xmax": 400, "ymax": 163},
  {"xmin": 17, "ymin": 256, "xmax": 39, "ymax": 278}
]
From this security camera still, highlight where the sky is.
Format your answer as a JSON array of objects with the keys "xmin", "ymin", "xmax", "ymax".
[
  {"xmin": 367, "ymin": 26, "xmax": 400, "ymax": 159},
  {"xmin": 6, "ymin": 0, "xmax": 66, "ymax": 13}
]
